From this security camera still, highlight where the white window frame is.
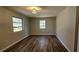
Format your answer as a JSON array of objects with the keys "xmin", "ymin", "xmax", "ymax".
[
  {"xmin": 12, "ymin": 16, "xmax": 23, "ymax": 32},
  {"xmin": 40, "ymin": 20, "xmax": 46, "ymax": 29}
]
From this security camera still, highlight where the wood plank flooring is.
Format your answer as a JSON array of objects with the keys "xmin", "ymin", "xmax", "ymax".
[{"xmin": 4, "ymin": 35, "xmax": 68, "ymax": 52}]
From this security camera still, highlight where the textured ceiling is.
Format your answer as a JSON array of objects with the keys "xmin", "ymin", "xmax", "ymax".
[{"xmin": 6, "ymin": 6, "xmax": 66, "ymax": 17}]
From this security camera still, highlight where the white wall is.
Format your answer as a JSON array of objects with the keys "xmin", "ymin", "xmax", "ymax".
[
  {"xmin": 30, "ymin": 17, "xmax": 56, "ymax": 35},
  {"xmin": 0, "ymin": 7, "xmax": 30, "ymax": 51},
  {"xmin": 76, "ymin": 7, "xmax": 79, "ymax": 52},
  {"xmin": 56, "ymin": 7, "xmax": 76, "ymax": 51},
  {"xmin": 77, "ymin": 26, "xmax": 79, "ymax": 51}
]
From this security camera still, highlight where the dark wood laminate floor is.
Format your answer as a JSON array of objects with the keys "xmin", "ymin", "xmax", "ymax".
[{"xmin": 4, "ymin": 35, "xmax": 68, "ymax": 52}]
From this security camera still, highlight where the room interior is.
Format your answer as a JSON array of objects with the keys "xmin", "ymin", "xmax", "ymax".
[{"xmin": 0, "ymin": 6, "xmax": 79, "ymax": 52}]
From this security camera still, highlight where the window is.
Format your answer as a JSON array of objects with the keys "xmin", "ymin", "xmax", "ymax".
[
  {"xmin": 40, "ymin": 20, "xmax": 46, "ymax": 29},
  {"xmin": 12, "ymin": 17, "xmax": 23, "ymax": 32}
]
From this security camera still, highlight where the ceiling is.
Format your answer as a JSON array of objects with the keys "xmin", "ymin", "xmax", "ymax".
[{"xmin": 6, "ymin": 6, "xmax": 66, "ymax": 17}]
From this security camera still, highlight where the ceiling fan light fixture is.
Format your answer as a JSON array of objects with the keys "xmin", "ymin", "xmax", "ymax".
[{"xmin": 26, "ymin": 6, "xmax": 42, "ymax": 14}]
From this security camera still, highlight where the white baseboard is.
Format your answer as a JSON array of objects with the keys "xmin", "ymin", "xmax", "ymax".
[
  {"xmin": 56, "ymin": 35, "xmax": 70, "ymax": 52},
  {"xmin": 0, "ymin": 35, "xmax": 30, "ymax": 52},
  {"xmin": 0, "ymin": 35, "xmax": 70, "ymax": 52}
]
